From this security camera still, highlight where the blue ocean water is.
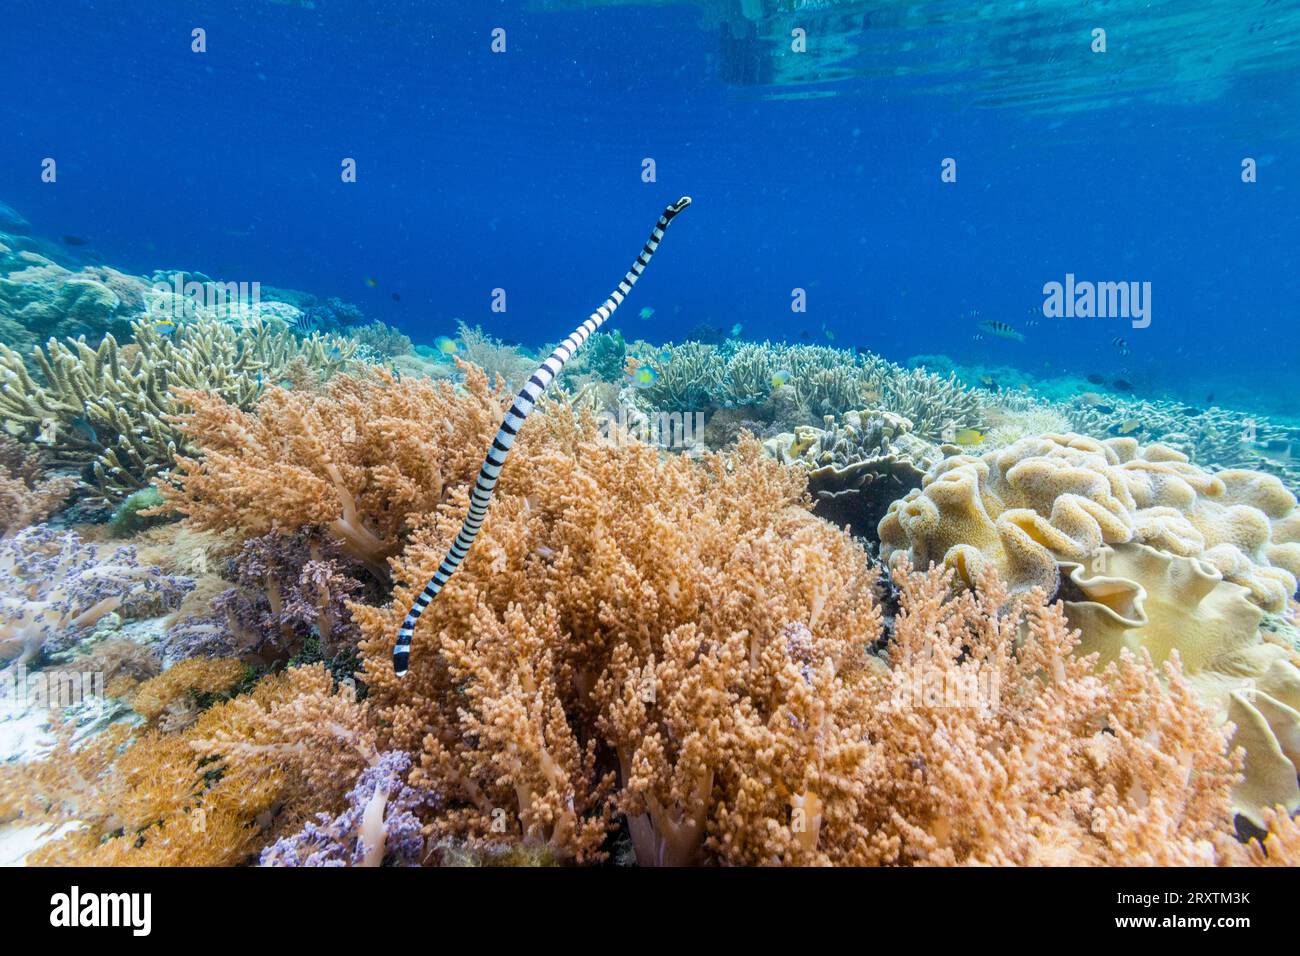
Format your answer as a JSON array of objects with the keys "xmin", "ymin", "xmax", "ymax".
[{"xmin": 2, "ymin": 0, "xmax": 1297, "ymax": 414}]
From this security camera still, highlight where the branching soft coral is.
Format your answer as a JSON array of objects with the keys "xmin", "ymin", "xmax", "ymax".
[
  {"xmin": 0, "ymin": 435, "xmax": 75, "ymax": 536},
  {"xmin": 259, "ymin": 750, "xmax": 431, "ymax": 866},
  {"xmin": 353, "ymin": 406, "xmax": 883, "ymax": 864},
  {"xmin": 863, "ymin": 564, "xmax": 1244, "ymax": 866},
  {"xmin": 2, "ymin": 663, "xmax": 375, "ymax": 865},
  {"xmin": 160, "ymin": 366, "xmax": 505, "ymax": 574},
  {"xmin": 210, "ymin": 530, "xmax": 369, "ymax": 665}
]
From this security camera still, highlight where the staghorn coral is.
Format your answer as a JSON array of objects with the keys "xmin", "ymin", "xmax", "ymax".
[
  {"xmin": 0, "ymin": 314, "xmax": 357, "ymax": 504},
  {"xmin": 0, "ymin": 525, "xmax": 193, "ymax": 668},
  {"xmin": 160, "ymin": 366, "xmax": 505, "ymax": 574},
  {"xmin": 635, "ymin": 340, "xmax": 984, "ymax": 442},
  {"xmin": 0, "ymin": 434, "xmax": 75, "ymax": 535},
  {"xmin": 2, "ymin": 663, "xmax": 375, "ymax": 866},
  {"xmin": 352, "ymin": 403, "xmax": 886, "ymax": 864},
  {"xmin": 763, "ymin": 408, "xmax": 945, "ymax": 538}
]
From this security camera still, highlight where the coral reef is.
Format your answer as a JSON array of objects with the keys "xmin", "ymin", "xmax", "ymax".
[
  {"xmin": 0, "ymin": 434, "xmax": 75, "ymax": 535},
  {"xmin": 352, "ymin": 410, "xmax": 882, "ymax": 864},
  {"xmin": 130, "ymin": 657, "xmax": 248, "ymax": 729},
  {"xmin": 636, "ymin": 340, "xmax": 984, "ymax": 442},
  {"xmin": 160, "ymin": 366, "xmax": 505, "ymax": 573},
  {"xmin": 1061, "ymin": 543, "xmax": 1300, "ymax": 826},
  {"xmin": 0, "ymin": 246, "xmax": 146, "ymax": 344},
  {"xmin": 0, "ymin": 525, "xmax": 192, "ymax": 668},
  {"xmin": 210, "ymin": 530, "xmax": 369, "ymax": 665},
  {"xmin": 456, "ymin": 321, "xmax": 535, "ymax": 389},
  {"xmin": 347, "ymin": 319, "xmax": 412, "ymax": 359},
  {"xmin": 880, "ymin": 433, "xmax": 1300, "ymax": 611},
  {"xmin": 866, "ymin": 563, "xmax": 1242, "ymax": 865},
  {"xmin": 0, "ymin": 314, "xmax": 357, "ymax": 504},
  {"xmin": 763, "ymin": 408, "xmax": 945, "ymax": 538},
  {"xmin": 1, "ymin": 663, "xmax": 375, "ymax": 866},
  {"xmin": 879, "ymin": 434, "xmax": 1300, "ymax": 826}
]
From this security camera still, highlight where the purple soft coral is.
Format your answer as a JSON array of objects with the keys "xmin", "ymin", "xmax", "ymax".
[
  {"xmin": 1, "ymin": 524, "xmax": 193, "ymax": 667},
  {"xmin": 259, "ymin": 750, "xmax": 432, "ymax": 867},
  {"xmin": 203, "ymin": 529, "xmax": 367, "ymax": 664}
]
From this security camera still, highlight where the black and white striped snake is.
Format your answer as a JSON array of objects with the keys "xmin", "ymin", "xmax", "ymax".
[{"xmin": 393, "ymin": 196, "xmax": 692, "ymax": 676}]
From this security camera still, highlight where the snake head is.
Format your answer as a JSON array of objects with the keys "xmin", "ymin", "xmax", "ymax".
[{"xmin": 668, "ymin": 196, "xmax": 693, "ymax": 214}]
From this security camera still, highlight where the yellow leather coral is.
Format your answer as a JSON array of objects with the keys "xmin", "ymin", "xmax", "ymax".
[
  {"xmin": 1061, "ymin": 543, "xmax": 1300, "ymax": 828},
  {"xmin": 879, "ymin": 433, "xmax": 1300, "ymax": 612}
]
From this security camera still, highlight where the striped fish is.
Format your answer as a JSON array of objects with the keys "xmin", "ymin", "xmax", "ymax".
[
  {"xmin": 393, "ymin": 197, "xmax": 693, "ymax": 676},
  {"xmin": 977, "ymin": 319, "xmax": 1025, "ymax": 342}
]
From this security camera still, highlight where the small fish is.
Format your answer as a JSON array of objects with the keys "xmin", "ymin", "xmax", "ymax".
[
  {"xmin": 972, "ymin": 333, "xmax": 984, "ymax": 342},
  {"xmin": 627, "ymin": 366, "xmax": 659, "ymax": 389},
  {"xmin": 293, "ymin": 313, "xmax": 318, "ymax": 336},
  {"xmin": 434, "ymin": 335, "xmax": 459, "ymax": 356},
  {"xmin": 61, "ymin": 235, "xmax": 90, "ymax": 246},
  {"xmin": 1112, "ymin": 418, "xmax": 1142, "ymax": 435},
  {"xmin": 1113, "ymin": 378, "xmax": 1134, "ymax": 392},
  {"xmin": 799, "ymin": 330, "xmax": 812, "ymax": 341},
  {"xmin": 771, "ymin": 369, "xmax": 792, "ymax": 388},
  {"xmin": 638, "ymin": 307, "xmax": 655, "ymax": 320},
  {"xmin": 730, "ymin": 323, "xmax": 743, "ymax": 337},
  {"xmin": 1018, "ymin": 383, "xmax": 1030, "ymax": 393},
  {"xmin": 861, "ymin": 386, "xmax": 881, "ymax": 403},
  {"xmin": 954, "ymin": 428, "xmax": 985, "ymax": 446},
  {"xmin": 978, "ymin": 320, "xmax": 1024, "ymax": 342},
  {"xmin": 822, "ymin": 325, "xmax": 835, "ymax": 342},
  {"xmin": 391, "ymin": 292, "xmax": 401, "ymax": 302},
  {"xmin": 1086, "ymin": 373, "xmax": 1106, "ymax": 385},
  {"xmin": 365, "ymin": 277, "xmax": 378, "ymax": 288},
  {"xmin": 153, "ymin": 317, "xmax": 176, "ymax": 337},
  {"xmin": 1095, "ymin": 404, "xmax": 1115, "ymax": 415},
  {"xmin": 1205, "ymin": 392, "xmax": 1214, "ymax": 404}
]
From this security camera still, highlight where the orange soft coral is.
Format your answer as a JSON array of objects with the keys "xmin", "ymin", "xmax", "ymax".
[
  {"xmin": 353, "ymin": 405, "xmax": 883, "ymax": 864},
  {"xmin": 862, "ymin": 564, "xmax": 1244, "ymax": 866},
  {"xmin": 1, "ymin": 663, "xmax": 375, "ymax": 866},
  {"xmin": 159, "ymin": 365, "xmax": 505, "ymax": 574}
]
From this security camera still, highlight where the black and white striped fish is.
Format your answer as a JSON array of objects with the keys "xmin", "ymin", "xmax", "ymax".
[{"xmin": 393, "ymin": 197, "xmax": 693, "ymax": 677}]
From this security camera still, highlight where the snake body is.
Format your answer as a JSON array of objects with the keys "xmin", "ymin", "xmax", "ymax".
[{"xmin": 393, "ymin": 197, "xmax": 692, "ymax": 676}]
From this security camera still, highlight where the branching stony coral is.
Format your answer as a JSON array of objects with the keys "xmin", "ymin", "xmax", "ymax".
[
  {"xmin": 2, "ymin": 663, "xmax": 375, "ymax": 866},
  {"xmin": 161, "ymin": 366, "xmax": 505, "ymax": 576},
  {"xmin": 352, "ymin": 406, "xmax": 884, "ymax": 864},
  {"xmin": 0, "ymin": 315, "xmax": 356, "ymax": 503},
  {"xmin": 636, "ymin": 340, "xmax": 984, "ymax": 440},
  {"xmin": 0, "ymin": 525, "xmax": 193, "ymax": 668}
]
